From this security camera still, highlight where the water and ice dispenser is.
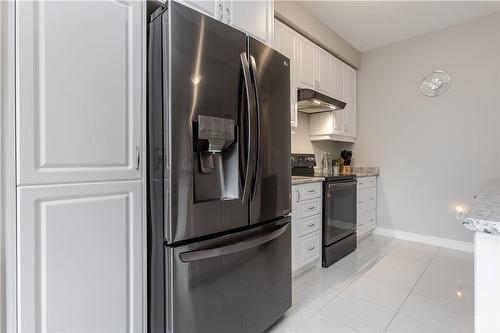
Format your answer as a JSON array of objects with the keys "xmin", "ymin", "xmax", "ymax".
[{"xmin": 193, "ymin": 115, "xmax": 238, "ymax": 202}]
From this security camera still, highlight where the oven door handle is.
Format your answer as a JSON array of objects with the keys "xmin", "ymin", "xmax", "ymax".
[
  {"xmin": 179, "ymin": 224, "xmax": 288, "ymax": 263},
  {"xmin": 329, "ymin": 181, "xmax": 357, "ymax": 188}
]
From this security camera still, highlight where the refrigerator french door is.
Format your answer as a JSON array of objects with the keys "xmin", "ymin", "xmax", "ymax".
[{"xmin": 148, "ymin": 2, "xmax": 291, "ymax": 332}]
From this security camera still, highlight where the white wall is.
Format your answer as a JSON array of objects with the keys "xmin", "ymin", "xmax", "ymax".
[
  {"xmin": 354, "ymin": 13, "xmax": 500, "ymax": 242},
  {"xmin": 275, "ymin": 1, "xmax": 361, "ymax": 68}
]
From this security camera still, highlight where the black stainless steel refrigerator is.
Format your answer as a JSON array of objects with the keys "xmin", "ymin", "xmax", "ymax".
[{"xmin": 147, "ymin": 2, "xmax": 291, "ymax": 333}]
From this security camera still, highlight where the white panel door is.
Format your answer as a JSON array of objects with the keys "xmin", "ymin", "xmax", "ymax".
[
  {"xmin": 274, "ymin": 20, "xmax": 298, "ymax": 127},
  {"xmin": 333, "ymin": 57, "xmax": 346, "ymax": 102},
  {"xmin": 316, "ymin": 47, "xmax": 333, "ymax": 97},
  {"xmin": 18, "ymin": 181, "xmax": 143, "ymax": 333},
  {"xmin": 177, "ymin": 0, "xmax": 222, "ymax": 20},
  {"xmin": 297, "ymin": 36, "xmax": 316, "ymax": 90},
  {"xmin": 228, "ymin": 0, "xmax": 273, "ymax": 45},
  {"xmin": 17, "ymin": 1, "xmax": 143, "ymax": 185},
  {"xmin": 332, "ymin": 57, "xmax": 346, "ymax": 134},
  {"xmin": 345, "ymin": 65, "xmax": 357, "ymax": 138}
]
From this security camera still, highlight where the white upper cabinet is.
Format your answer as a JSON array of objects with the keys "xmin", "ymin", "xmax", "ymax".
[
  {"xmin": 274, "ymin": 19, "xmax": 297, "ymax": 127},
  {"xmin": 316, "ymin": 47, "xmax": 333, "ymax": 97},
  {"xmin": 345, "ymin": 65, "xmax": 357, "ymax": 138},
  {"xmin": 179, "ymin": 0, "xmax": 273, "ymax": 45},
  {"xmin": 16, "ymin": 1, "xmax": 143, "ymax": 185},
  {"xmin": 310, "ymin": 59, "xmax": 357, "ymax": 142},
  {"xmin": 178, "ymin": 0, "xmax": 223, "ymax": 19},
  {"xmin": 297, "ymin": 36, "xmax": 317, "ymax": 90},
  {"xmin": 297, "ymin": 37, "xmax": 334, "ymax": 97},
  {"xmin": 18, "ymin": 181, "xmax": 143, "ymax": 333},
  {"xmin": 228, "ymin": 0, "xmax": 274, "ymax": 45},
  {"xmin": 333, "ymin": 57, "xmax": 346, "ymax": 101}
]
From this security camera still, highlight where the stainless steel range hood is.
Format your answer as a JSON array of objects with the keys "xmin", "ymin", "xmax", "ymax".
[{"xmin": 297, "ymin": 89, "xmax": 346, "ymax": 114}]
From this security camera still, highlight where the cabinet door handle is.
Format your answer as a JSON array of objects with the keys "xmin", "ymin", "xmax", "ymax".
[
  {"xmin": 307, "ymin": 206, "xmax": 316, "ymax": 210},
  {"xmin": 136, "ymin": 146, "xmax": 140, "ymax": 170},
  {"xmin": 218, "ymin": 2, "xmax": 223, "ymax": 21},
  {"xmin": 307, "ymin": 223, "xmax": 315, "ymax": 227},
  {"xmin": 307, "ymin": 246, "xmax": 315, "ymax": 251},
  {"xmin": 370, "ymin": 218, "xmax": 374, "ymax": 222},
  {"xmin": 296, "ymin": 190, "xmax": 301, "ymax": 202},
  {"xmin": 226, "ymin": 7, "xmax": 231, "ymax": 24},
  {"xmin": 359, "ymin": 224, "xmax": 364, "ymax": 227},
  {"xmin": 370, "ymin": 198, "xmax": 374, "ymax": 201},
  {"xmin": 358, "ymin": 200, "xmax": 363, "ymax": 204},
  {"xmin": 307, "ymin": 189, "xmax": 316, "ymax": 193}
]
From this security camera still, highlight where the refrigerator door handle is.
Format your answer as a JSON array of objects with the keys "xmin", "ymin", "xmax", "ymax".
[
  {"xmin": 249, "ymin": 55, "xmax": 261, "ymax": 202},
  {"xmin": 240, "ymin": 53, "xmax": 257, "ymax": 203},
  {"xmin": 179, "ymin": 224, "xmax": 288, "ymax": 263}
]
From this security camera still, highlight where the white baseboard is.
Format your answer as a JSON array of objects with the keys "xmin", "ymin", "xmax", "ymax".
[{"xmin": 372, "ymin": 227, "xmax": 474, "ymax": 252}]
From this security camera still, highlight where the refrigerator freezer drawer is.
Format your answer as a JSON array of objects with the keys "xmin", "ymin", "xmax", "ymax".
[{"xmin": 164, "ymin": 218, "xmax": 291, "ymax": 333}]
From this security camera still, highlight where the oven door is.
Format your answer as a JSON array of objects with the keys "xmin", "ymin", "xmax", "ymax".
[
  {"xmin": 323, "ymin": 180, "xmax": 357, "ymax": 246},
  {"xmin": 164, "ymin": 218, "xmax": 291, "ymax": 333}
]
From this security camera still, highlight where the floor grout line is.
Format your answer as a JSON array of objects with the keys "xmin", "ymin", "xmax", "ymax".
[{"xmin": 382, "ymin": 245, "xmax": 441, "ymax": 332}]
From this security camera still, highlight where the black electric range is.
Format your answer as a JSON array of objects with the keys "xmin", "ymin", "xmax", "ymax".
[{"xmin": 291, "ymin": 154, "xmax": 357, "ymax": 267}]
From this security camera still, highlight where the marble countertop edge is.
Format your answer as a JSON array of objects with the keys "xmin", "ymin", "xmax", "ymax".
[{"xmin": 462, "ymin": 179, "xmax": 500, "ymax": 235}]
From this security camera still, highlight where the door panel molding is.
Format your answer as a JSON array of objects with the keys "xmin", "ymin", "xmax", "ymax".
[
  {"xmin": 16, "ymin": 1, "xmax": 143, "ymax": 185},
  {"xmin": 17, "ymin": 181, "xmax": 143, "ymax": 333}
]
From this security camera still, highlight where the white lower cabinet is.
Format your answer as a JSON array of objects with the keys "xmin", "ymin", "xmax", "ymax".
[
  {"xmin": 357, "ymin": 176, "xmax": 377, "ymax": 239},
  {"xmin": 17, "ymin": 181, "xmax": 143, "ymax": 332},
  {"xmin": 292, "ymin": 182, "xmax": 322, "ymax": 274}
]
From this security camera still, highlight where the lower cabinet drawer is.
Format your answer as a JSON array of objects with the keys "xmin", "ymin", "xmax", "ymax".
[
  {"xmin": 296, "ymin": 198, "xmax": 322, "ymax": 219},
  {"xmin": 357, "ymin": 187, "xmax": 376, "ymax": 213},
  {"xmin": 297, "ymin": 231, "xmax": 320, "ymax": 268},
  {"xmin": 358, "ymin": 209, "xmax": 376, "ymax": 234},
  {"xmin": 296, "ymin": 215, "xmax": 321, "ymax": 237}
]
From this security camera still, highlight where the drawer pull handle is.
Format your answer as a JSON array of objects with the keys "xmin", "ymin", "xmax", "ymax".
[
  {"xmin": 307, "ymin": 246, "xmax": 315, "ymax": 251},
  {"xmin": 358, "ymin": 200, "xmax": 363, "ymax": 204},
  {"xmin": 307, "ymin": 223, "xmax": 315, "ymax": 227},
  {"xmin": 307, "ymin": 206, "xmax": 316, "ymax": 210},
  {"xmin": 307, "ymin": 190, "xmax": 316, "ymax": 193},
  {"xmin": 359, "ymin": 224, "xmax": 364, "ymax": 227}
]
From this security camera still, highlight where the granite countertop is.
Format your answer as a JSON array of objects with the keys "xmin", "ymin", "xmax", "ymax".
[
  {"xmin": 351, "ymin": 167, "xmax": 380, "ymax": 178},
  {"xmin": 463, "ymin": 180, "xmax": 500, "ymax": 235},
  {"xmin": 291, "ymin": 167, "xmax": 379, "ymax": 185},
  {"xmin": 291, "ymin": 176, "xmax": 325, "ymax": 185}
]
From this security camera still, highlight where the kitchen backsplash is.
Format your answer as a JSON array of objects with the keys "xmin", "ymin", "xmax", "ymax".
[{"xmin": 291, "ymin": 112, "xmax": 353, "ymax": 164}]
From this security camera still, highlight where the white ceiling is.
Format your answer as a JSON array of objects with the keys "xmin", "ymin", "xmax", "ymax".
[{"xmin": 297, "ymin": 1, "xmax": 500, "ymax": 52}]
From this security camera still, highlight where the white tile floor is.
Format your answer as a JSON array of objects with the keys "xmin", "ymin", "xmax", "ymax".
[{"xmin": 267, "ymin": 235, "xmax": 474, "ymax": 333}]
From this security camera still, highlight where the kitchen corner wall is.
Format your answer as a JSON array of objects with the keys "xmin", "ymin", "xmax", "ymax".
[
  {"xmin": 354, "ymin": 12, "xmax": 500, "ymax": 243},
  {"xmin": 292, "ymin": 112, "xmax": 353, "ymax": 162}
]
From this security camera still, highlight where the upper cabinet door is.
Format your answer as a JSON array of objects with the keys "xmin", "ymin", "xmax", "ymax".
[
  {"xmin": 177, "ymin": 0, "xmax": 222, "ymax": 19},
  {"xmin": 228, "ymin": 0, "xmax": 274, "ymax": 45},
  {"xmin": 333, "ymin": 57, "xmax": 346, "ymax": 102},
  {"xmin": 345, "ymin": 65, "xmax": 357, "ymax": 138},
  {"xmin": 16, "ymin": 1, "xmax": 143, "ymax": 185},
  {"xmin": 274, "ymin": 20, "xmax": 298, "ymax": 128},
  {"xmin": 297, "ymin": 36, "xmax": 316, "ymax": 90},
  {"xmin": 316, "ymin": 47, "xmax": 333, "ymax": 97}
]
